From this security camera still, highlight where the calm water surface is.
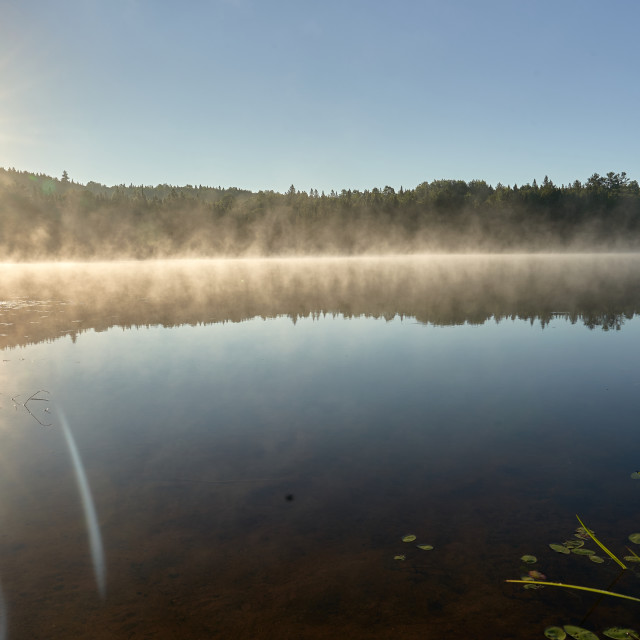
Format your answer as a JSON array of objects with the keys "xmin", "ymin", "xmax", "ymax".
[{"xmin": 0, "ymin": 256, "xmax": 639, "ymax": 639}]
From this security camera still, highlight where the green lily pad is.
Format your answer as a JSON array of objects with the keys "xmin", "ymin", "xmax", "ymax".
[
  {"xmin": 549, "ymin": 543, "xmax": 571, "ymax": 554},
  {"xmin": 603, "ymin": 628, "xmax": 639, "ymax": 639},
  {"xmin": 564, "ymin": 540, "xmax": 584, "ymax": 549},
  {"xmin": 630, "ymin": 472, "xmax": 640, "ymax": 479},
  {"xmin": 520, "ymin": 554, "xmax": 537, "ymax": 564},
  {"xmin": 623, "ymin": 555, "xmax": 640, "ymax": 563},
  {"xmin": 416, "ymin": 544, "xmax": 433, "ymax": 550},
  {"xmin": 401, "ymin": 534, "xmax": 416, "ymax": 543},
  {"xmin": 545, "ymin": 627, "xmax": 567, "ymax": 640},
  {"xmin": 393, "ymin": 555, "xmax": 406, "ymax": 561},
  {"xmin": 589, "ymin": 555, "xmax": 605, "ymax": 563},
  {"xmin": 571, "ymin": 548, "xmax": 595, "ymax": 555},
  {"xmin": 628, "ymin": 533, "xmax": 640, "ymax": 544},
  {"xmin": 563, "ymin": 625, "xmax": 600, "ymax": 640}
]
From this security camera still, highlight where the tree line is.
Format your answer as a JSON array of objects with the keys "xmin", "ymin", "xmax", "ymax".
[{"xmin": 1, "ymin": 167, "xmax": 639, "ymax": 259}]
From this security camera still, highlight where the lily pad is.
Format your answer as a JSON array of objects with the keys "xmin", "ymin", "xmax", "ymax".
[
  {"xmin": 393, "ymin": 555, "xmax": 406, "ymax": 561},
  {"xmin": 571, "ymin": 548, "xmax": 595, "ymax": 555},
  {"xmin": 563, "ymin": 625, "xmax": 600, "ymax": 640},
  {"xmin": 545, "ymin": 627, "xmax": 567, "ymax": 640},
  {"xmin": 549, "ymin": 543, "xmax": 571, "ymax": 554},
  {"xmin": 628, "ymin": 533, "xmax": 640, "ymax": 544},
  {"xmin": 401, "ymin": 534, "xmax": 416, "ymax": 543},
  {"xmin": 630, "ymin": 472, "xmax": 640, "ymax": 479},
  {"xmin": 520, "ymin": 554, "xmax": 537, "ymax": 564},
  {"xmin": 623, "ymin": 555, "xmax": 640, "ymax": 563},
  {"xmin": 564, "ymin": 540, "xmax": 584, "ymax": 549},
  {"xmin": 589, "ymin": 555, "xmax": 605, "ymax": 563},
  {"xmin": 416, "ymin": 544, "xmax": 434, "ymax": 550},
  {"xmin": 603, "ymin": 628, "xmax": 639, "ymax": 640}
]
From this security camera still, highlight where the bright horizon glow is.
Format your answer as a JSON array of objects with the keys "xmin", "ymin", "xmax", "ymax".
[{"xmin": 2, "ymin": 1, "xmax": 639, "ymax": 193}]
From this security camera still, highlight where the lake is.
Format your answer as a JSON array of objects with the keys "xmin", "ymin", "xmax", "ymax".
[{"xmin": 1, "ymin": 255, "xmax": 639, "ymax": 639}]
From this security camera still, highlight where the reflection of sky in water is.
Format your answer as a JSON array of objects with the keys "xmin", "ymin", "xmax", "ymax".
[
  {"xmin": 1, "ymin": 313, "xmax": 640, "ymax": 637},
  {"xmin": 7, "ymin": 312, "xmax": 637, "ymax": 435}
]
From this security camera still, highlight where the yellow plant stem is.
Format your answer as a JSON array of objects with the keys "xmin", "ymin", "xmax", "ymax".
[
  {"xmin": 627, "ymin": 546, "xmax": 640, "ymax": 562},
  {"xmin": 506, "ymin": 580, "xmax": 640, "ymax": 602},
  {"xmin": 576, "ymin": 514, "xmax": 627, "ymax": 570}
]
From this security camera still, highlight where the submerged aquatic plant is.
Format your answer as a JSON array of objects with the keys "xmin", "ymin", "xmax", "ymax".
[
  {"xmin": 575, "ymin": 515, "xmax": 627, "ymax": 570},
  {"xmin": 509, "ymin": 516, "xmax": 640, "ymax": 638},
  {"xmin": 505, "ymin": 579, "xmax": 640, "ymax": 603},
  {"xmin": 626, "ymin": 547, "xmax": 640, "ymax": 562}
]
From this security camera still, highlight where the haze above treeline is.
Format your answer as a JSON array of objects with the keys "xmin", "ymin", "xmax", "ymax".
[{"xmin": 1, "ymin": 166, "xmax": 640, "ymax": 259}]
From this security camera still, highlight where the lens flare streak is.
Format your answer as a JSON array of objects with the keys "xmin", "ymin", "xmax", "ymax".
[
  {"xmin": 0, "ymin": 576, "xmax": 7, "ymax": 640},
  {"xmin": 59, "ymin": 411, "xmax": 106, "ymax": 600}
]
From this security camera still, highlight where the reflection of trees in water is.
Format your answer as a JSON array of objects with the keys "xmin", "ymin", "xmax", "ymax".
[
  {"xmin": 1, "ymin": 256, "xmax": 640, "ymax": 349},
  {"xmin": 582, "ymin": 313, "xmax": 632, "ymax": 331}
]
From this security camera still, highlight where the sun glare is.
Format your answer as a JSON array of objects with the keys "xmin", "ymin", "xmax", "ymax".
[{"xmin": 0, "ymin": 48, "xmax": 43, "ymax": 164}]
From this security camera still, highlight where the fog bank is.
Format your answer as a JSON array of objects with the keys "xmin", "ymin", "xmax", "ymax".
[
  {"xmin": 1, "ymin": 255, "xmax": 639, "ymax": 350},
  {"xmin": 2, "ymin": 168, "xmax": 640, "ymax": 259}
]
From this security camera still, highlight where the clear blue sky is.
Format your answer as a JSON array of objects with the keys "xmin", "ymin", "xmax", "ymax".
[{"xmin": 2, "ymin": 0, "xmax": 639, "ymax": 193}]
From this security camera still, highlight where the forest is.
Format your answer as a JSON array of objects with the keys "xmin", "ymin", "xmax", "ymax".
[{"xmin": 1, "ymin": 167, "xmax": 639, "ymax": 259}]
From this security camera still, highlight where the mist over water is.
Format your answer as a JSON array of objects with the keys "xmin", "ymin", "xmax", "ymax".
[
  {"xmin": 3, "ymin": 168, "xmax": 640, "ymax": 259},
  {"xmin": 0, "ymin": 254, "xmax": 639, "ymax": 639},
  {"xmin": 1, "ymin": 254, "xmax": 639, "ymax": 352}
]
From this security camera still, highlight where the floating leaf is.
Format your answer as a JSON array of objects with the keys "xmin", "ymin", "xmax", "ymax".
[
  {"xmin": 630, "ymin": 472, "xmax": 640, "ymax": 479},
  {"xmin": 623, "ymin": 555, "xmax": 640, "ymax": 563},
  {"xmin": 628, "ymin": 533, "xmax": 640, "ymax": 544},
  {"xmin": 589, "ymin": 555, "xmax": 605, "ymax": 563},
  {"xmin": 603, "ymin": 628, "xmax": 639, "ymax": 640},
  {"xmin": 529, "ymin": 569, "xmax": 547, "ymax": 579},
  {"xmin": 572, "ymin": 548, "xmax": 595, "ymax": 555},
  {"xmin": 564, "ymin": 540, "xmax": 585, "ymax": 549},
  {"xmin": 545, "ymin": 627, "xmax": 567, "ymax": 640},
  {"xmin": 521, "ymin": 555, "xmax": 537, "ymax": 564},
  {"xmin": 563, "ymin": 625, "xmax": 599, "ymax": 640},
  {"xmin": 416, "ymin": 544, "xmax": 433, "ymax": 550},
  {"xmin": 393, "ymin": 555, "xmax": 406, "ymax": 561},
  {"xmin": 401, "ymin": 534, "xmax": 416, "ymax": 543},
  {"xmin": 550, "ymin": 543, "xmax": 571, "ymax": 554}
]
